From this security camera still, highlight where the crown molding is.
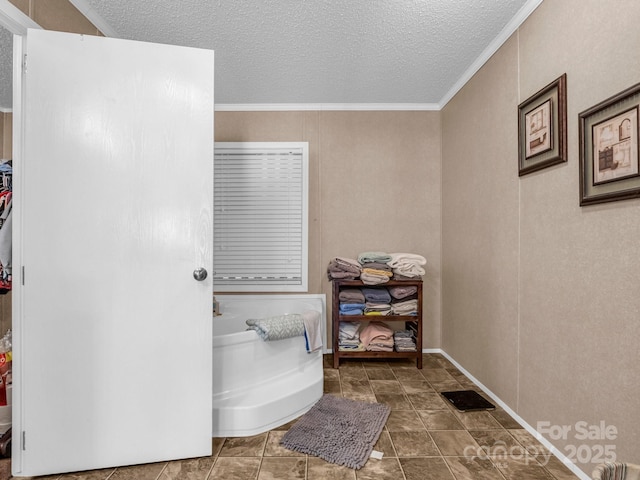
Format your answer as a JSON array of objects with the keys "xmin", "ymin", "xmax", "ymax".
[
  {"xmin": 0, "ymin": 0, "xmax": 40, "ymax": 34},
  {"xmin": 67, "ymin": 0, "xmax": 120, "ymax": 37},
  {"xmin": 438, "ymin": 0, "xmax": 544, "ymax": 109},
  {"xmin": 215, "ymin": 103, "xmax": 440, "ymax": 112}
]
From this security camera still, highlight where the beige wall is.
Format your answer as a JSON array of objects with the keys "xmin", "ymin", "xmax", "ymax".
[
  {"xmin": 0, "ymin": 112, "xmax": 11, "ymax": 159},
  {"xmin": 216, "ymin": 111, "xmax": 442, "ymax": 348},
  {"xmin": 442, "ymin": 0, "xmax": 640, "ymax": 475}
]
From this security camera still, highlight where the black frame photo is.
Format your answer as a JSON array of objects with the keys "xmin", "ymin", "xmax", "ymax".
[
  {"xmin": 518, "ymin": 74, "xmax": 567, "ymax": 176},
  {"xmin": 579, "ymin": 83, "xmax": 640, "ymax": 206}
]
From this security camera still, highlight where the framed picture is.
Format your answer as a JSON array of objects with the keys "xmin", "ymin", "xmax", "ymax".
[
  {"xmin": 579, "ymin": 83, "xmax": 640, "ymax": 205},
  {"xmin": 518, "ymin": 74, "xmax": 567, "ymax": 176}
]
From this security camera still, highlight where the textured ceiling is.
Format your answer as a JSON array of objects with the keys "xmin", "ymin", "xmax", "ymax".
[
  {"xmin": 0, "ymin": 0, "xmax": 542, "ymax": 110},
  {"xmin": 0, "ymin": 26, "xmax": 12, "ymax": 110}
]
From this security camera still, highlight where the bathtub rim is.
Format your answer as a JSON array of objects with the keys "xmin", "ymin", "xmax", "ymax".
[{"xmin": 213, "ymin": 293, "xmax": 327, "ymax": 351}]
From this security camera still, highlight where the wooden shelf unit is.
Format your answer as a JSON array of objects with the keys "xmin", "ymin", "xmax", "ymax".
[{"xmin": 332, "ymin": 279, "xmax": 423, "ymax": 369}]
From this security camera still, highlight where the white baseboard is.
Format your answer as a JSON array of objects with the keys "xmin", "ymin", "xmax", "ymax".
[
  {"xmin": 434, "ymin": 349, "xmax": 590, "ymax": 480},
  {"xmin": 323, "ymin": 346, "xmax": 589, "ymax": 478}
]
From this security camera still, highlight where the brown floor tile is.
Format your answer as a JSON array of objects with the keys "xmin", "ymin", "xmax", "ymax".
[
  {"xmin": 364, "ymin": 368, "xmax": 396, "ymax": 380},
  {"xmin": 417, "ymin": 409, "xmax": 465, "ymax": 430},
  {"xmin": 339, "ymin": 368, "xmax": 368, "ymax": 381},
  {"xmin": 361, "ymin": 361, "xmax": 391, "ymax": 369},
  {"xmin": 421, "ymin": 368, "xmax": 456, "ymax": 382},
  {"xmin": 341, "ymin": 379, "xmax": 373, "ymax": 395},
  {"xmin": 59, "ymin": 469, "xmax": 114, "ymax": 480},
  {"xmin": 445, "ymin": 456, "xmax": 505, "ymax": 480},
  {"xmin": 406, "ymin": 391, "xmax": 448, "ymax": 410},
  {"xmin": 355, "ymin": 457, "xmax": 403, "ymax": 480},
  {"xmin": 400, "ymin": 457, "xmax": 456, "ymax": 480},
  {"xmin": 212, "ymin": 437, "xmax": 225, "ymax": 456},
  {"xmin": 342, "ymin": 392, "xmax": 377, "ymax": 403},
  {"xmin": 323, "ymin": 379, "xmax": 342, "ymax": 394},
  {"xmin": 508, "ymin": 429, "xmax": 550, "ymax": 456},
  {"xmin": 429, "ymin": 379, "xmax": 464, "ymax": 391},
  {"xmin": 219, "ymin": 433, "xmax": 268, "ymax": 457},
  {"xmin": 210, "ymin": 457, "xmax": 260, "ymax": 480},
  {"xmin": 453, "ymin": 410, "xmax": 503, "ymax": 430},
  {"xmin": 374, "ymin": 393, "xmax": 413, "ymax": 410},
  {"xmin": 421, "ymin": 355, "xmax": 445, "ymax": 369},
  {"xmin": 391, "ymin": 367, "xmax": 426, "ymax": 383},
  {"xmin": 323, "ymin": 368, "xmax": 340, "ymax": 381},
  {"xmin": 385, "ymin": 410, "xmax": 426, "ymax": 431},
  {"xmin": 492, "ymin": 456, "xmax": 554, "ymax": 479},
  {"xmin": 306, "ymin": 457, "xmax": 356, "ymax": 480},
  {"xmin": 430, "ymin": 430, "xmax": 480, "ymax": 456},
  {"xmin": 542, "ymin": 455, "xmax": 581, "ymax": 480},
  {"xmin": 159, "ymin": 457, "xmax": 214, "ymax": 480},
  {"xmin": 110, "ymin": 462, "xmax": 167, "ymax": 480},
  {"xmin": 372, "ymin": 430, "xmax": 396, "ymax": 458},
  {"xmin": 389, "ymin": 430, "xmax": 440, "ymax": 456},
  {"xmin": 400, "ymin": 380, "xmax": 434, "ymax": 393},
  {"xmin": 369, "ymin": 379, "xmax": 401, "ymax": 394},
  {"xmin": 468, "ymin": 429, "xmax": 526, "ymax": 456},
  {"xmin": 264, "ymin": 431, "xmax": 305, "ymax": 457},
  {"xmin": 257, "ymin": 457, "xmax": 306, "ymax": 480},
  {"xmin": 490, "ymin": 409, "xmax": 523, "ymax": 429}
]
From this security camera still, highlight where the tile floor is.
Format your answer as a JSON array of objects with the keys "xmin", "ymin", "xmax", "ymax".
[{"xmin": 0, "ymin": 353, "xmax": 581, "ymax": 480}]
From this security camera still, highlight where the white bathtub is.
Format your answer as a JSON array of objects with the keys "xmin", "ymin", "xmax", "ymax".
[{"xmin": 212, "ymin": 294, "xmax": 326, "ymax": 437}]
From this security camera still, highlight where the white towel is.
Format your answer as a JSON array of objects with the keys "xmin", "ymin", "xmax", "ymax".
[
  {"xmin": 302, "ymin": 310, "xmax": 323, "ymax": 353},
  {"xmin": 387, "ymin": 252, "xmax": 427, "ymax": 277}
]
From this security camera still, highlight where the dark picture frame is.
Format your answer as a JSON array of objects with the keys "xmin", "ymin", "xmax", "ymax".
[
  {"xmin": 579, "ymin": 83, "xmax": 640, "ymax": 206},
  {"xmin": 518, "ymin": 74, "xmax": 567, "ymax": 176}
]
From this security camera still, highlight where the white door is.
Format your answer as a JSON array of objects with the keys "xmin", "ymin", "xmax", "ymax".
[{"xmin": 12, "ymin": 29, "xmax": 214, "ymax": 477}]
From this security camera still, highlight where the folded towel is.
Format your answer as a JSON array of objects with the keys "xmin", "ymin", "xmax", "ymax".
[
  {"xmin": 388, "ymin": 253, "xmax": 427, "ymax": 278},
  {"xmin": 246, "ymin": 314, "xmax": 305, "ymax": 341},
  {"xmin": 357, "ymin": 251, "xmax": 392, "ymax": 264},
  {"xmin": 361, "ymin": 287, "xmax": 391, "ymax": 303},
  {"xmin": 360, "ymin": 261, "xmax": 392, "ymax": 272},
  {"xmin": 339, "ymin": 321, "xmax": 361, "ymax": 340},
  {"xmin": 339, "ymin": 303, "xmax": 365, "ymax": 315},
  {"xmin": 302, "ymin": 310, "xmax": 323, "ymax": 353},
  {"xmin": 338, "ymin": 288, "xmax": 366, "ymax": 303},
  {"xmin": 388, "ymin": 285, "xmax": 418, "ymax": 300},
  {"xmin": 359, "ymin": 321, "xmax": 393, "ymax": 349},
  {"xmin": 327, "ymin": 257, "xmax": 362, "ymax": 280},
  {"xmin": 360, "ymin": 271, "xmax": 391, "ymax": 285}
]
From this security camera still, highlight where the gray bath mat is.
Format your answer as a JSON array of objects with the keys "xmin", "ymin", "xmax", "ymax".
[{"xmin": 280, "ymin": 394, "xmax": 391, "ymax": 469}]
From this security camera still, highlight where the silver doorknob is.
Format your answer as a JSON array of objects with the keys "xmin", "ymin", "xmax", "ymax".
[{"xmin": 193, "ymin": 268, "xmax": 208, "ymax": 281}]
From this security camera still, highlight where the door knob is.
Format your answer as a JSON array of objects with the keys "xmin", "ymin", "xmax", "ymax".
[{"xmin": 193, "ymin": 268, "xmax": 208, "ymax": 281}]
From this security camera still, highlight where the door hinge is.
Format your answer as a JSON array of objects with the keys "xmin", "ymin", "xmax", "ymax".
[
  {"xmin": 22, "ymin": 431, "xmax": 26, "ymax": 450},
  {"xmin": 22, "ymin": 54, "xmax": 27, "ymax": 74},
  {"xmin": 22, "ymin": 266, "xmax": 25, "ymax": 285}
]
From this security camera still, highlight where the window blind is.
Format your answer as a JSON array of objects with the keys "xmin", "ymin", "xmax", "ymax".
[{"xmin": 214, "ymin": 142, "xmax": 308, "ymax": 292}]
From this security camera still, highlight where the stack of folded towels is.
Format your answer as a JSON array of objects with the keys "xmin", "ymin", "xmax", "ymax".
[
  {"xmin": 361, "ymin": 287, "xmax": 391, "ymax": 316},
  {"xmin": 326, "ymin": 251, "xmax": 427, "ymax": 283},
  {"xmin": 338, "ymin": 321, "xmax": 363, "ymax": 351},
  {"xmin": 358, "ymin": 252, "xmax": 394, "ymax": 285},
  {"xmin": 389, "ymin": 284, "xmax": 419, "ymax": 316},
  {"xmin": 359, "ymin": 321, "xmax": 394, "ymax": 352},
  {"xmin": 338, "ymin": 287, "xmax": 366, "ymax": 315},
  {"xmin": 387, "ymin": 253, "xmax": 427, "ymax": 280},
  {"xmin": 326, "ymin": 257, "xmax": 362, "ymax": 280},
  {"xmin": 393, "ymin": 330, "xmax": 417, "ymax": 352}
]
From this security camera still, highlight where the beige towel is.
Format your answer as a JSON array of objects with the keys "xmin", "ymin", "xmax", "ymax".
[{"xmin": 302, "ymin": 310, "xmax": 323, "ymax": 353}]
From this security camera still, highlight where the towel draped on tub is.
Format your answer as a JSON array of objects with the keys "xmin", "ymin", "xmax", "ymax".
[{"xmin": 246, "ymin": 310, "xmax": 323, "ymax": 352}]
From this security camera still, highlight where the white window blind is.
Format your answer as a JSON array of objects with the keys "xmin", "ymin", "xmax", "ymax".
[{"xmin": 213, "ymin": 142, "xmax": 309, "ymax": 292}]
